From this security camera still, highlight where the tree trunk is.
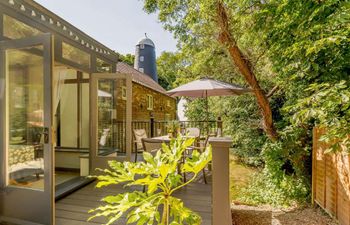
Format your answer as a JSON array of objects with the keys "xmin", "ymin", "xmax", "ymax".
[{"xmin": 216, "ymin": 1, "xmax": 278, "ymax": 141}]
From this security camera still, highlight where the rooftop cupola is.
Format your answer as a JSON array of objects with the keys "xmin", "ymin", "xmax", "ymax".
[{"xmin": 134, "ymin": 33, "xmax": 158, "ymax": 82}]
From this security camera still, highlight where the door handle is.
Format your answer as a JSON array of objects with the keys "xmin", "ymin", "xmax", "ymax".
[{"xmin": 43, "ymin": 127, "xmax": 49, "ymax": 144}]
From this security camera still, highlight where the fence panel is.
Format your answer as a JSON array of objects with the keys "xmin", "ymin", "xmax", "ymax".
[{"xmin": 313, "ymin": 128, "xmax": 350, "ymax": 225}]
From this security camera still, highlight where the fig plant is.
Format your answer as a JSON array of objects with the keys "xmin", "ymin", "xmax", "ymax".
[{"xmin": 89, "ymin": 135, "xmax": 212, "ymax": 225}]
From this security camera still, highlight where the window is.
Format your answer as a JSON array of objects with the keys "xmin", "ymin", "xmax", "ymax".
[
  {"xmin": 147, "ymin": 95, "xmax": 154, "ymax": 110},
  {"xmin": 167, "ymin": 100, "xmax": 171, "ymax": 107},
  {"xmin": 3, "ymin": 14, "xmax": 42, "ymax": 39},
  {"xmin": 139, "ymin": 56, "xmax": 144, "ymax": 62},
  {"xmin": 121, "ymin": 86, "xmax": 127, "ymax": 100},
  {"xmin": 139, "ymin": 68, "xmax": 144, "ymax": 73},
  {"xmin": 140, "ymin": 44, "xmax": 145, "ymax": 49},
  {"xmin": 62, "ymin": 41, "xmax": 91, "ymax": 68}
]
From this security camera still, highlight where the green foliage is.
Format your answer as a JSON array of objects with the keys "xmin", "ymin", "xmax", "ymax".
[
  {"xmin": 157, "ymin": 52, "xmax": 182, "ymax": 90},
  {"xmin": 119, "ymin": 53, "xmax": 135, "ymax": 66},
  {"xmin": 184, "ymin": 98, "xmax": 215, "ymax": 122},
  {"xmin": 166, "ymin": 120, "xmax": 180, "ymax": 133},
  {"xmin": 89, "ymin": 136, "xmax": 212, "ymax": 225},
  {"xmin": 238, "ymin": 126, "xmax": 312, "ymax": 206},
  {"xmin": 142, "ymin": 0, "xmax": 350, "ymax": 207},
  {"xmin": 288, "ymin": 81, "xmax": 350, "ymax": 153},
  {"xmin": 144, "ymin": 0, "xmax": 276, "ymax": 168},
  {"xmin": 238, "ymin": 169, "xmax": 310, "ymax": 207}
]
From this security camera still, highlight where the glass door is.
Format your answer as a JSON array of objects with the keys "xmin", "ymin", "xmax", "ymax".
[
  {"xmin": 0, "ymin": 34, "xmax": 54, "ymax": 225},
  {"xmin": 90, "ymin": 73, "xmax": 132, "ymax": 172}
]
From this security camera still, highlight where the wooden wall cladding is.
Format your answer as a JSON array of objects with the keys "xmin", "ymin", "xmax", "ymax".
[{"xmin": 313, "ymin": 128, "xmax": 350, "ymax": 225}]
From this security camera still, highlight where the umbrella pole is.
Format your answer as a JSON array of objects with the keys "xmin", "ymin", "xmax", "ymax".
[{"xmin": 206, "ymin": 90, "xmax": 209, "ymax": 135}]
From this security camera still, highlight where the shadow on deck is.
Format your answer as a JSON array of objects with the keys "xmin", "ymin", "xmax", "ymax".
[{"xmin": 55, "ymin": 181, "xmax": 212, "ymax": 225}]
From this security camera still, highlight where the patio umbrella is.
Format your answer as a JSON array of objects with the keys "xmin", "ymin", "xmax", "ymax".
[{"xmin": 167, "ymin": 78, "xmax": 251, "ymax": 133}]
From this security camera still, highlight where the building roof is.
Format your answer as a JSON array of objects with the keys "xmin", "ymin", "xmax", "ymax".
[
  {"xmin": 4, "ymin": 0, "xmax": 119, "ymax": 62},
  {"xmin": 137, "ymin": 37, "xmax": 155, "ymax": 47},
  {"xmin": 117, "ymin": 62, "xmax": 168, "ymax": 95}
]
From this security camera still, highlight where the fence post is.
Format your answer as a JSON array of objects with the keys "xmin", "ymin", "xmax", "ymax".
[
  {"xmin": 150, "ymin": 114, "xmax": 155, "ymax": 137},
  {"xmin": 209, "ymin": 137, "xmax": 232, "ymax": 225}
]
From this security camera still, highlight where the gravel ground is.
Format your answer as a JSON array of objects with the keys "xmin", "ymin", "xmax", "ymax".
[{"xmin": 232, "ymin": 204, "xmax": 338, "ymax": 225}]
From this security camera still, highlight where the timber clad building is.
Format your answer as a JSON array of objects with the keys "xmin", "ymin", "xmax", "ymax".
[{"xmin": 0, "ymin": 0, "xmax": 176, "ymax": 224}]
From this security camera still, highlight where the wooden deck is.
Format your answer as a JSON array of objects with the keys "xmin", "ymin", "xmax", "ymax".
[{"xmin": 55, "ymin": 181, "xmax": 212, "ymax": 225}]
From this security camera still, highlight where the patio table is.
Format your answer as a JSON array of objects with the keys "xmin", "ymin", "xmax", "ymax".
[
  {"xmin": 150, "ymin": 135, "xmax": 204, "ymax": 149},
  {"xmin": 150, "ymin": 135, "xmax": 171, "ymax": 142},
  {"xmin": 150, "ymin": 135, "xmax": 202, "ymax": 142}
]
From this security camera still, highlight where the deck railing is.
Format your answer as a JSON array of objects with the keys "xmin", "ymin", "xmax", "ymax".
[{"xmin": 105, "ymin": 117, "xmax": 223, "ymax": 154}]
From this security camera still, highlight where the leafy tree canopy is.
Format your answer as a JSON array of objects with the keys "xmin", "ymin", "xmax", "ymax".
[
  {"xmin": 144, "ymin": 0, "xmax": 350, "ymax": 205},
  {"xmin": 119, "ymin": 53, "xmax": 135, "ymax": 66},
  {"xmin": 157, "ymin": 51, "xmax": 182, "ymax": 90}
]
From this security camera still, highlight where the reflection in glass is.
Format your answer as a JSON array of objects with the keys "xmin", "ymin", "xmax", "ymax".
[
  {"xmin": 62, "ymin": 42, "xmax": 90, "ymax": 68},
  {"xmin": 81, "ymin": 81, "xmax": 90, "ymax": 148},
  {"xmin": 7, "ymin": 46, "xmax": 45, "ymax": 190},
  {"xmin": 97, "ymin": 78, "xmax": 126, "ymax": 156},
  {"xmin": 3, "ymin": 14, "xmax": 42, "ymax": 39},
  {"xmin": 98, "ymin": 79, "xmax": 114, "ymax": 156},
  {"xmin": 96, "ymin": 58, "xmax": 112, "ymax": 73},
  {"xmin": 60, "ymin": 83, "xmax": 78, "ymax": 147}
]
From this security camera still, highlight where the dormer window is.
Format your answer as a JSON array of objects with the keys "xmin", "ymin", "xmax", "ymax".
[
  {"xmin": 139, "ymin": 56, "xmax": 144, "ymax": 62},
  {"xmin": 139, "ymin": 68, "xmax": 144, "ymax": 73}
]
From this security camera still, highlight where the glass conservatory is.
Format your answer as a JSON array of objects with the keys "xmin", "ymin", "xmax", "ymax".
[{"xmin": 0, "ymin": 1, "xmax": 132, "ymax": 224}]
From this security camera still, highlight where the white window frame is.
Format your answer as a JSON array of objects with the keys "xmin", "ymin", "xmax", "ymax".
[
  {"xmin": 139, "ymin": 67, "xmax": 144, "ymax": 73},
  {"xmin": 147, "ymin": 94, "xmax": 154, "ymax": 110},
  {"xmin": 139, "ymin": 55, "xmax": 144, "ymax": 62}
]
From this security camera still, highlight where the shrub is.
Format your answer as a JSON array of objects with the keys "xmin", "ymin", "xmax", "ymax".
[
  {"xmin": 238, "ymin": 169, "xmax": 310, "ymax": 207},
  {"xmin": 237, "ymin": 127, "xmax": 312, "ymax": 207},
  {"xmin": 89, "ymin": 136, "xmax": 212, "ymax": 225}
]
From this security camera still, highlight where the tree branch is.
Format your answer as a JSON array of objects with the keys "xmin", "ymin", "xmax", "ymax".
[
  {"xmin": 216, "ymin": 0, "xmax": 278, "ymax": 141},
  {"xmin": 266, "ymin": 85, "xmax": 279, "ymax": 98}
]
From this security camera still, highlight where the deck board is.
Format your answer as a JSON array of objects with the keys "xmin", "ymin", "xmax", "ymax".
[{"xmin": 56, "ymin": 181, "xmax": 212, "ymax": 225}]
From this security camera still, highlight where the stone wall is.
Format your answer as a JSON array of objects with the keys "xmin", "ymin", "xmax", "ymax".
[{"xmin": 116, "ymin": 82, "xmax": 176, "ymax": 121}]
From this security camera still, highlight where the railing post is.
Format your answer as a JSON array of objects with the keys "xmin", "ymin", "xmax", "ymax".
[
  {"xmin": 209, "ymin": 137, "xmax": 232, "ymax": 225},
  {"xmin": 217, "ymin": 117, "xmax": 223, "ymax": 137},
  {"xmin": 150, "ymin": 113, "xmax": 155, "ymax": 137}
]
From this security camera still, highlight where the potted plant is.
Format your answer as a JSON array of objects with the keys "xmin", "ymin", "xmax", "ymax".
[
  {"xmin": 89, "ymin": 135, "xmax": 212, "ymax": 225},
  {"xmin": 166, "ymin": 120, "xmax": 181, "ymax": 138}
]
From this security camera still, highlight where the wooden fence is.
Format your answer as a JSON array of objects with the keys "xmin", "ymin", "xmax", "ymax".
[{"xmin": 312, "ymin": 128, "xmax": 350, "ymax": 225}]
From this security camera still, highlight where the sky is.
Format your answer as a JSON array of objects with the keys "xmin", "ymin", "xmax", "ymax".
[{"xmin": 35, "ymin": 0, "xmax": 178, "ymax": 56}]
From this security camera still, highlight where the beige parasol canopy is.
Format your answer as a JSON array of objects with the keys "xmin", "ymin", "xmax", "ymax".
[
  {"xmin": 167, "ymin": 78, "xmax": 250, "ymax": 97},
  {"xmin": 167, "ymin": 78, "xmax": 251, "ymax": 134}
]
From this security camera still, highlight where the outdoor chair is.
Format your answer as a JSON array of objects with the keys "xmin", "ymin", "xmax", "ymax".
[
  {"xmin": 181, "ymin": 127, "xmax": 201, "ymax": 182},
  {"xmin": 184, "ymin": 127, "xmax": 201, "ymax": 150},
  {"xmin": 189, "ymin": 135, "xmax": 211, "ymax": 184},
  {"xmin": 141, "ymin": 138, "xmax": 164, "ymax": 156},
  {"xmin": 139, "ymin": 138, "xmax": 165, "ymax": 193},
  {"xmin": 185, "ymin": 127, "xmax": 200, "ymax": 138},
  {"xmin": 133, "ymin": 129, "xmax": 148, "ymax": 162},
  {"xmin": 99, "ymin": 128, "xmax": 110, "ymax": 147}
]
